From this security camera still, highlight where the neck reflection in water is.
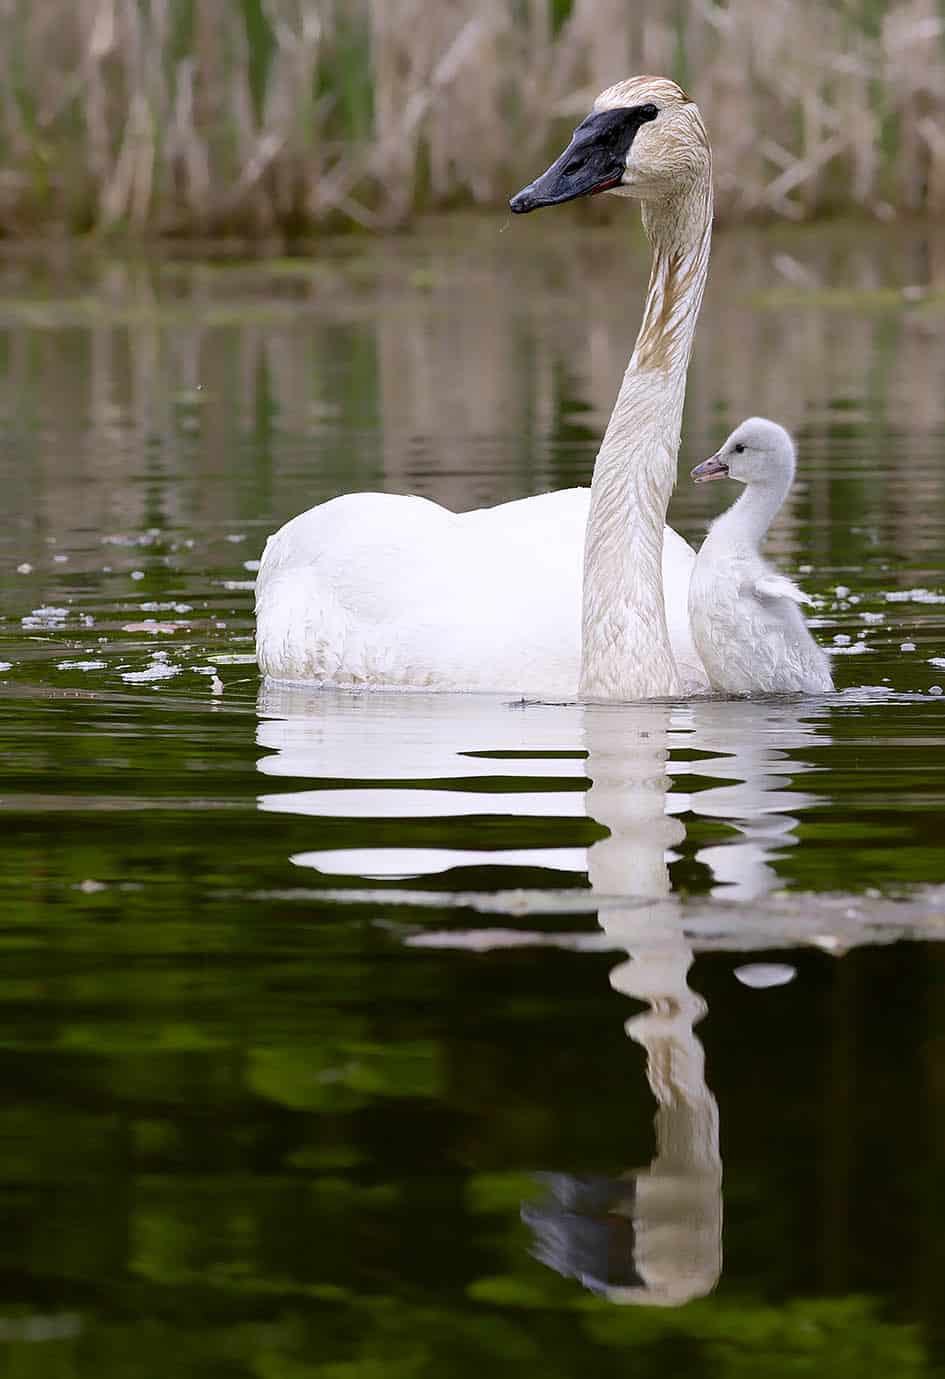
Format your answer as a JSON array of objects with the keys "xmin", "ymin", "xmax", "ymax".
[
  {"xmin": 524, "ymin": 704, "xmax": 720, "ymax": 1306},
  {"xmin": 256, "ymin": 686, "xmax": 831, "ymax": 1307}
]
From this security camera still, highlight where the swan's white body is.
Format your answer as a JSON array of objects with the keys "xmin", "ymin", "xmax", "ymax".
[
  {"xmin": 256, "ymin": 489, "xmax": 705, "ymax": 695},
  {"xmin": 256, "ymin": 77, "xmax": 714, "ymax": 699},
  {"xmin": 688, "ymin": 418, "xmax": 834, "ymax": 695}
]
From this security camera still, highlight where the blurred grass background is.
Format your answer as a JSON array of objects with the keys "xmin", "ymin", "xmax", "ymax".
[{"xmin": 0, "ymin": 0, "xmax": 944, "ymax": 238}]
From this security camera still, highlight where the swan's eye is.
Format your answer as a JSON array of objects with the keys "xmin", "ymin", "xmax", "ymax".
[
  {"xmin": 639, "ymin": 103, "xmax": 659, "ymax": 121},
  {"xmin": 733, "ymin": 443, "xmax": 745, "ymax": 454}
]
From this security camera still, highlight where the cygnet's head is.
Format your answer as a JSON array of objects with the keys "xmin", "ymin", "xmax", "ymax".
[
  {"xmin": 509, "ymin": 76, "xmax": 709, "ymax": 213},
  {"xmin": 691, "ymin": 417, "xmax": 795, "ymax": 486}
]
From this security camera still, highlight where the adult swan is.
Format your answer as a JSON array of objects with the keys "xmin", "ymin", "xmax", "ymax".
[{"xmin": 256, "ymin": 77, "xmax": 712, "ymax": 698}]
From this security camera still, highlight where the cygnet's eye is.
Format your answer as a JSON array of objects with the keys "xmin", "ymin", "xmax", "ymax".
[
  {"xmin": 733, "ymin": 443, "xmax": 745, "ymax": 454},
  {"xmin": 638, "ymin": 103, "xmax": 659, "ymax": 121}
]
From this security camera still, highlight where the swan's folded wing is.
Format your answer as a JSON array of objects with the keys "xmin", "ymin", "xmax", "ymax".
[{"xmin": 753, "ymin": 573, "xmax": 812, "ymax": 605}]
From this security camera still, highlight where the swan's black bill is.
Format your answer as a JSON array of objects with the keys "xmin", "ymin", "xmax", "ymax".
[
  {"xmin": 691, "ymin": 454, "xmax": 729, "ymax": 483},
  {"xmin": 521, "ymin": 1174, "xmax": 644, "ymax": 1295},
  {"xmin": 509, "ymin": 104, "xmax": 658, "ymax": 213}
]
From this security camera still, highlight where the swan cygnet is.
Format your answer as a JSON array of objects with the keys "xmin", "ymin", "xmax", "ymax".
[{"xmin": 688, "ymin": 418, "xmax": 834, "ymax": 695}]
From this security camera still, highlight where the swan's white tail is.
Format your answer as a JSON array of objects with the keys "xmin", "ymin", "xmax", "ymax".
[{"xmin": 255, "ymin": 567, "xmax": 347, "ymax": 681}]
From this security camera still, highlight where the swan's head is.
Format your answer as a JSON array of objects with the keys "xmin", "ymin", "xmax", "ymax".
[
  {"xmin": 692, "ymin": 417, "xmax": 795, "ymax": 487},
  {"xmin": 509, "ymin": 76, "xmax": 709, "ymax": 214}
]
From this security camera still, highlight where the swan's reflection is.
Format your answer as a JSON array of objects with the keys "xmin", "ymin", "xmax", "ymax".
[
  {"xmin": 256, "ymin": 688, "xmax": 825, "ymax": 892},
  {"xmin": 523, "ymin": 704, "xmax": 720, "ymax": 1305},
  {"xmin": 256, "ymin": 685, "xmax": 830, "ymax": 1305},
  {"xmin": 257, "ymin": 688, "xmax": 592, "ymax": 878}
]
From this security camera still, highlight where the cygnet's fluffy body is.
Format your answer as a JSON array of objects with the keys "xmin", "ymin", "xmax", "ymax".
[{"xmin": 688, "ymin": 418, "xmax": 834, "ymax": 695}]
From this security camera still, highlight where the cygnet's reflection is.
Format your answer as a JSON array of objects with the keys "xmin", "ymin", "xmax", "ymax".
[
  {"xmin": 256, "ymin": 685, "xmax": 830, "ymax": 1305},
  {"xmin": 679, "ymin": 700, "xmax": 823, "ymax": 899}
]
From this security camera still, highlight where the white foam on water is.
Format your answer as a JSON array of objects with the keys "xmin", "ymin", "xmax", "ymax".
[
  {"xmin": 102, "ymin": 530, "xmax": 162, "ymax": 547},
  {"xmin": 884, "ymin": 588, "xmax": 945, "ymax": 604},
  {"xmin": 121, "ymin": 662, "xmax": 181, "ymax": 683},
  {"xmin": 22, "ymin": 606, "xmax": 69, "ymax": 629},
  {"xmin": 734, "ymin": 963, "xmax": 797, "ymax": 988}
]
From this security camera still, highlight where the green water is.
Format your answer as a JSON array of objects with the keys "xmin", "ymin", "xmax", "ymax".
[{"xmin": 2, "ymin": 220, "xmax": 945, "ymax": 1377}]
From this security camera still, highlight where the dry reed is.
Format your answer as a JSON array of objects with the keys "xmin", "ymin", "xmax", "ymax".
[{"xmin": 0, "ymin": 0, "xmax": 943, "ymax": 237}]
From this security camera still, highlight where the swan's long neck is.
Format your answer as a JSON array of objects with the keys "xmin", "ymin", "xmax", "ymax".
[
  {"xmin": 580, "ymin": 173, "xmax": 712, "ymax": 700},
  {"xmin": 703, "ymin": 466, "xmax": 792, "ymax": 555}
]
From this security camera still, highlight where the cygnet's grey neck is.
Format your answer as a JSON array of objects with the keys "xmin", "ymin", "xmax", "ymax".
[{"xmin": 705, "ymin": 461, "xmax": 794, "ymax": 553}]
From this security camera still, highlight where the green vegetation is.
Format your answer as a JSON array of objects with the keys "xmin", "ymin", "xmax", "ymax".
[
  {"xmin": 0, "ymin": 1294, "xmax": 933, "ymax": 1378},
  {"xmin": 2, "ymin": 0, "xmax": 945, "ymax": 238}
]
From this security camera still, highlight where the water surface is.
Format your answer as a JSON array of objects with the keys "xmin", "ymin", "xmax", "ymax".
[{"xmin": 2, "ymin": 221, "xmax": 945, "ymax": 1376}]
